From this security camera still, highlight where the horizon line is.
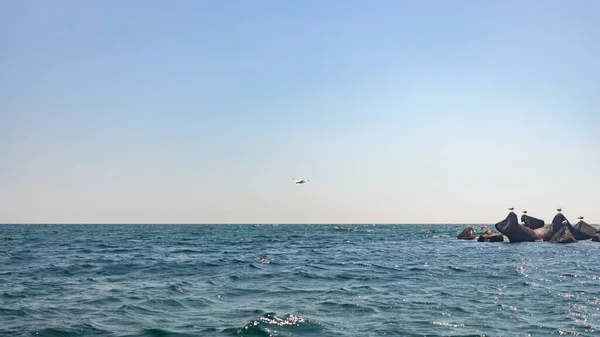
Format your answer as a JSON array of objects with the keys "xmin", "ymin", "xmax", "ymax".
[
  {"xmin": 1, "ymin": 222, "xmax": 489, "ymax": 225},
  {"xmin": 2, "ymin": 222, "xmax": 598, "ymax": 226}
]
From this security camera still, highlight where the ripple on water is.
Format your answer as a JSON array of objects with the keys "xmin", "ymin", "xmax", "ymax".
[
  {"xmin": 121, "ymin": 328, "xmax": 193, "ymax": 337},
  {"xmin": 1, "ymin": 224, "xmax": 600, "ymax": 337}
]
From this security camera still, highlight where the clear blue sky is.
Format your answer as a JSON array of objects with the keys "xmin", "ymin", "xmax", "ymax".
[{"xmin": 1, "ymin": 0, "xmax": 599, "ymax": 224}]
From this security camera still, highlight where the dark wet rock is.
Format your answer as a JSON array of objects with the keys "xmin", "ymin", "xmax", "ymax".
[
  {"xmin": 551, "ymin": 213, "xmax": 591, "ymax": 240},
  {"xmin": 495, "ymin": 212, "xmax": 540, "ymax": 242},
  {"xmin": 551, "ymin": 213, "xmax": 569, "ymax": 235},
  {"xmin": 592, "ymin": 233, "xmax": 600, "ymax": 242},
  {"xmin": 520, "ymin": 215, "xmax": 545, "ymax": 229},
  {"xmin": 477, "ymin": 230, "xmax": 504, "ymax": 242},
  {"xmin": 573, "ymin": 221, "xmax": 598, "ymax": 240},
  {"xmin": 457, "ymin": 227, "xmax": 476, "ymax": 240},
  {"xmin": 570, "ymin": 227, "xmax": 593, "ymax": 241},
  {"xmin": 549, "ymin": 224, "xmax": 577, "ymax": 243}
]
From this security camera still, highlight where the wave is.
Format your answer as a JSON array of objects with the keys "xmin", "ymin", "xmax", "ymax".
[
  {"xmin": 29, "ymin": 324, "xmax": 110, "ymax": 337},
  {"xmin": 3, "ymin": 224, "xmax": 600, "ymax": 337},
  {"xmin": 122, "ymin": 328, "xmax": 192, "ymax": 337},
  {"xmin": 225, "ymin": 313, "xmax": 325, "ymax": 336}
]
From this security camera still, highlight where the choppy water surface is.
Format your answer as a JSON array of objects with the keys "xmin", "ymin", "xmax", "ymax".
[{"xmin": 1, "ymin": 224, "xmax": 600, "ymax": 336}]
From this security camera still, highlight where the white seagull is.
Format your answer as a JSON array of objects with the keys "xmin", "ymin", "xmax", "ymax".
[{"xmin": 294, "ymin": 178, "xmax": 309, "ymax": 184}]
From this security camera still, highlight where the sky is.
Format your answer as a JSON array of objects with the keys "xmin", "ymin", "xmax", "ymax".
[{"xmin": 1, "ymin": 0, "xmax": 599, "ymax": 224}]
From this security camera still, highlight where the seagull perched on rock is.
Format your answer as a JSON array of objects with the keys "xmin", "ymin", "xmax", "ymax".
[
  {"xmin": 508, "ymin": 207, "xmax": 514, "ymax": 211},
  {"xmin": 293, "ymin": 178, "xmax": 309, "ymax": 184}
]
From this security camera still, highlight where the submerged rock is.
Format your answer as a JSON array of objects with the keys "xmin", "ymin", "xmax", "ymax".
[
  {"xmin": 477, "ymin": 230, "xmax": 504, "ymax": 242},
  {"xmin": 549, "ymin": 224, "xmax": 577, "ymax": 243},
  {"xmin": 457, "ymin": 227, "xmax": 476, "ymax": 240},
  {"xmin": 255, "ymin": 257, "xmax": 271, "ymax": 264},
  {"xmin": 521, "ymin": 214, "xmax": 545, "ymax": 229},
  {"xmin": 495, "ymin": 212, "xmax": 540, "ymax": 242}
]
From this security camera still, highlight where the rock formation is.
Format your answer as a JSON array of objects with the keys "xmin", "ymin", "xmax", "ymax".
[
  {"xmin": 520, "ymin": 214, "xmax": 545, "ymax": 229},
  {"xmin": 457, "ymin": 227, "xmax": 476, "ymax": 240},
  {"xmin": 549, "ymin": 224, "xmax": 577, "ymax": 243},
  {"xmin": 457, "ymin": 211, "xmax": 598, "ymax": 244},
  {"xmin": 573, "ymin": 220, "xmax": 598, "ymax": 240},
  {"xmin": 477, "ymin": 230, "xmax": 504, "ymax": 242},
  {"xmin": 533, "ymin": 224, "xmax": 554, "ymax": 241},
  {"xmin": 551, "ymin": 213, "xmax": 569, "ymax": 235},
  {"xmin": 550, "ymin": 213, "xmax": 593, "ymax": 241},
  {"xmin": 495, "ymin": 212, "xmax": 540, "ymax": 242}
]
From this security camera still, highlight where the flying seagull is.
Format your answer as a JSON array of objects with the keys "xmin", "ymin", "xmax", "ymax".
[
  {"xmin": 523, "ymin": 210, "xmax": 528, "ymax": 214},
  {"xmin": 508, "ymin": 207, "xmax": 514, "ymax": 211},
  {"xmin": 577, "ymin": 216, "xmax": 584, "ymax": 220},
  {"xmin": 557, "ymin": 207, "xmax": 562, "ymax": 212},
  {"xmin": 294, "ymin": 178, "xmax": 309, "ymax": 184}
]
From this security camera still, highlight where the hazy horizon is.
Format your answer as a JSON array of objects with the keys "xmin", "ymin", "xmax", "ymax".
[
  {"xmin": 2, "ymin": 0, "xmax": 599, "ymax": 224},
  {"xmin": 0, "ymin": 216, "xmax": 597, "ymax": 226}
]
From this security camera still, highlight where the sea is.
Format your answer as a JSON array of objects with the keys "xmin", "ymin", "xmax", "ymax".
[{"xmin": 1, "ymin": 223, "xmax": 599, "ymax": 337}]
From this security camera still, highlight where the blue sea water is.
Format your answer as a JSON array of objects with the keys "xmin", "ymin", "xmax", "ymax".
[{"xmin": 1, "ymin": 224, "xmax": 600, "ymax": 337}]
